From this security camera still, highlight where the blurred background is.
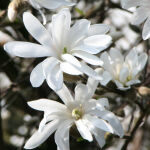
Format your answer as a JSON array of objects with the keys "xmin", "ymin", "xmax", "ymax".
[{"xmin": 0, "ymin": 0, "xmax": 150, "ymax": 150}]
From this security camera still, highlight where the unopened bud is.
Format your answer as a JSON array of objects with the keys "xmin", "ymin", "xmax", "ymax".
[
  {"xmin": 8, "ymin": 0, "xmax": 28, "ymax": 22},
  {"xmin": 138, "ymin": 86, "xmax": 150, "ymax": 96},
  {"xmin": 8, "ymin": 3, "xmax": 17, "ymax": 22}
]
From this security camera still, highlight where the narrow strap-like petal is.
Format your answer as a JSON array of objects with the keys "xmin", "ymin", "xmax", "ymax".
[
  {"xmin": 30, "ymin": 62, "xmax": 45, "ymax": 87},
  {"xmin": 55, "ymin": 119, "xmax": 73, "ymax": 150},
  {"xmin": 24, "ymin": 119, "xmax": 60, "ymax": 149},
  {"xmin": 4, "ymin": 41, "xmax": 55, "ymax": 57},
  {"xmin": 27, "ymin": 99, "xmax": 67, "ymax": 113},
  {"xmin": 23, "ymin": 12, "xmax": 53, "ymax": 48},
  {"xmin": 73, "ymin": 50, "xmax": 103, "ymax": 66}
]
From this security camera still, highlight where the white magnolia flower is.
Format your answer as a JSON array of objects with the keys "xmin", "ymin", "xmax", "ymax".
[
  {"xmin": 24, "ymin": 78, "xmax": 124, "ymax": 149},
  {"xmin": 4, "ymin": 8, "xmax": 112, "ymax": 91},
  {"xmin": 121, "ymin": 0, "xmax": 150, "ymax": 40},
  {"xmin": 100, "ymin": 48, "xmax": 148, "ymax": 90},
  {"xmin": 29, "ymin": 0, "xmax": 75, "ymax": 10}
]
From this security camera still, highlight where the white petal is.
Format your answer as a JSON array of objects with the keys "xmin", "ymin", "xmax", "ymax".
[
  {"xmin": 109, "ymin": 48, "xmax": 124, "ymax": 65},
  {"xmin": 61, "ymin": 54, "xmax": 81, "ymax": 67},
  {"xmin": 75, "ymin": 119, "xmax": 93, "ymax": 142},
  {"xmin": 79, "ymin": 62, "xmax": 102, "ymax": 80},
  {"xmin": 23, "ymin": 12, "xmax": 53, "ymax": 48},
  {"xmin": 60, "ymin": 62, "xmax": 83, "ymax": 75},
  {"xmin": 47, "ymin": 65, "xmax": 63, "ymax": 91},
  {"xmin": 56, "ymin": 84, "xmax": 74, "ymax": 106},
  {"xmin": 42, "ymin": 57, "xmax": 59, "ymax": 76},
  {"xmin": 90, "ymin": 110, "xmax": 124, "ymax": 137},
  {"xmin": 88, "ymin": 24, "xmax": 110, "ymax": 36},
  {"xmin": 30, "ymin": 62, "xmax": 45, "ymax": 87},
  {"xmin": 125, "ymin": 49, "xmax": 138, "ymax": 70},
  {"xmin": 87, "ymin": 68, "xmax": 103, "ymax": 99},
  {"xmin": 27, "ymin": 99, "xmax": 67, "ymax": 113},
  {"xmin": 86, "ymin": 115, "xmax": 114, "ymax": 134},
  {"xmin": 55, "ymin": 119, "xmax": 73, "ymax": 150},
  {"xmin": 42, "ymin": 57, "xmax": 63, "ymax": 91},
  {"xmin": 82, "ymin": 118, "xmax": 106, "ymax": 147},
  {"xmin": 143, "ymin": 17, "xmax": 150, "ymax": 40},
  {"xmin": 73, "ymin": 44, "xmax": 101, "ymax": 54},
  {"xmin": 100, "ymin": 71, "xmax": 112, "ymax": 86},
  {"xmin": 35, "ymin": 0, "xmax": 75, "ymax": 9},
  {"xmin": 100, "ymin": 52, "xmax": 114, "ymax": 75},
  {"xmin": 126, "ymin": 79, "xmax": 140, "ymax": 86},
  {"xmin": 24, "ymin": 120, "xmax": 59, "ymax": 149},
  {"xmin": 69, "ymin": 19, "xmax": 90, "ymax": 48},
  {"xmin": 39, "ymin": 115, "xmax": 47, "ymax": 132},
  {"xmin": 138, "ymin": 52, "xmax": 148, "ymax": 72},
  {"xmin": 132, "ymin": 6, "xmax": 149, "ymax": 25},
  {"xmin": 29, "ymin": 0, "xmax": 41, "ymax": 9},
  {"xmin": 4, "ymin": 42, "xmax": 55, "ymax": 57},
  {"xmin": 96, "ymin": 98, "xmax": 109, "ymax": 108},
  {"xmin": 119, "ymin": 66, "xmax": 129, "ymax": 83},
  {"xmin": 52, "ymin": 8, "xmax": 71, "ymax": 50},
  {"xmin": 73, "ymin": 50, "xmax": 103, "ymax": 66},
  {"xmin": 75, "ymin": 84, "xmax": 89, "ymax": 102},
  {"xmin": 83, "ymin": 35, "xmax": 112, "ymax": 52},
  {"xmin": 83, "ymin": 99, "xmax": 98, "ymax": 113},
  {"xmin": 84, "ymin": 99, "xmax": 105, "ymax": 112},
  {"xmin": 91, "ymin": 128, "xmax": 106, "ymax": 148},
  {"xmin": 61, "ymin": 61, "xmax": 101, "ymax": 80},
  {"xmin": 121, "ymin": 0, "xmax": 141, "ymax": 9}
]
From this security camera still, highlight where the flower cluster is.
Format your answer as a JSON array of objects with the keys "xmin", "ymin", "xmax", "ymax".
[{"xmin": 3, "ymin": 0, "xmax": 149, "ymax": 149}]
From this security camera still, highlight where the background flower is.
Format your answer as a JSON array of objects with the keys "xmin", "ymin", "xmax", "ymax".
[{"xmin": 99, "ymin": 48, "xmax": 148, "ymax": 90}]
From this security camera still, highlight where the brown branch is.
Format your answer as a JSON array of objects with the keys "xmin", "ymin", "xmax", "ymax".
[
  {"xmin": 0, "ymin": 98, "xmax": 5, "ymax": 150},
  {"xmin": 121, "ymin": 102, "xmax": 150, "ymax": 150}
]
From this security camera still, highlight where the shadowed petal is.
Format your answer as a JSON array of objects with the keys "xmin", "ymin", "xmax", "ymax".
[
  {"xmin": 75, "ymin": 84, "xmax": 89, "ymax": 102},
  {"xmin": 55, "ymin": 119, "xmax": 73, "ymax": 150},
  {"xmin": 88, "ymin": 24, "xmax": 110, "ymax": 36},
  {"xmin": 73, "ymin": 50, "xmax": 103, "ymax": 66},
  {"xmin": 143, "ymin": 17, "xmax": 150, "ymax": 40},
  {"xmin": 35, "ymin": 0, "xmax": 75, "ymax": 9},
  {"xmin": 86, "ymin": 115, "xmax": 114, "ymax": 134},
  {"xmin": 90, "ymin": 110, "xmax": 124, "ymax": 137},
  {"xmin": 75, "ymin": 119, "xmax": 93, "ymax": 142},
  {"xmin": 30, "ymin": 62, "xmax": 45, "ymax": 87},
  {"xmin": 42, "ymin": 57, "xmax": 63, "ymax": 91}
]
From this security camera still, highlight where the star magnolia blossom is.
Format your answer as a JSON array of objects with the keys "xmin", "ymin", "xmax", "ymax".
[
  {"xmin": 99, "ymin": 48, "xmax": 148, "ymax": 90},
  {"xmin": 4, "ymin": 8, "xmax": 112, "ymax": 91},
  {"xmin": 24, "ymin": 76, "xmax": 124, "ymax": 150},
  {"xmin": 29, "ymin": 0, "xmax": 75, "ymax": 10},
  {"xmin": 121, "ymin": 0, "xmax": 150, "ymax": 40}
]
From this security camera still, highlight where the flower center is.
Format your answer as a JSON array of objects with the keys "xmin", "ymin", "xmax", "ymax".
[
  {"xmin": 63, "ymin": 47, "xmax": 68, "ymax": 54},
  {"xmin": 72, "ymin": 106, "xmax": 83, "ymax": 120}
]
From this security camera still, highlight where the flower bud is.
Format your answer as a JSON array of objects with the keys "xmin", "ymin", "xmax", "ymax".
[
  {"xmin": 138, "ymin": 86, "xmax": 150, "ymax": 96},
  {"xmin": 8, "ymin": 0, "xmax": 28, "ymax": 22}
]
